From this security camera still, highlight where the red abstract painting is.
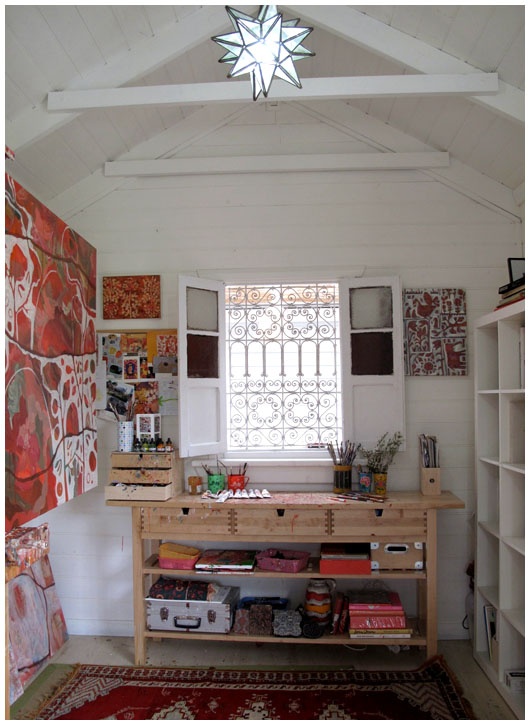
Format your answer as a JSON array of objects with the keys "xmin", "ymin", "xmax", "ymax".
[
  {"xmin": 5, "ymin": 175, "xmax": 98, "ymax": 532},
  {"xmin": 8, "ymin": 554, "xmax": 68, "ymax": 702},
  {"xmin": 403, "ymin": 288, "xmax": 467, "ymax": 375},
  {"xmin": 102, "ymin": 275, "xmax": 161, "ymax": 319}
]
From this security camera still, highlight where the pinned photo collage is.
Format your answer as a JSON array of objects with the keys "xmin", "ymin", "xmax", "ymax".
[{"xmin": 97, "ymin": 330, "xmax": 178, "ymax": 416}]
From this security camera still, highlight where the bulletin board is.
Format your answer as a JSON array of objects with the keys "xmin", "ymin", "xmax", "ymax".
[{"xmin": 97, "ymin": 329, "xmax": 178, "ymax": 417}]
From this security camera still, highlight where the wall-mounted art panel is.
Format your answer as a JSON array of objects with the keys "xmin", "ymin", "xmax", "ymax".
[
  {"xmin": 102, "ymin": 275, "xmax": 161, "ymax": 319},
  {"xmin": 5, "ymin": 175, "xmax": 98, "ymax": 531},
  {"xmin": 403, "ymin": 288, "xmax": 467, "ymax": 376}
]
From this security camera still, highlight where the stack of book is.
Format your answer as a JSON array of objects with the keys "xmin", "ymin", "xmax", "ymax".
[
  {"xmin": 496, "ymin": 278, "xmax": 524, "ymax": 310},
  {"xmin": 347, "ymin": 589, "xmax": 412, "ymax": 639}
]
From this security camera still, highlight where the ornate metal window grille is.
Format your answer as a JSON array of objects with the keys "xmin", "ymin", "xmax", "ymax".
[{"xmin": 226, "ymin": 283, "xmax": 342, "ymax": 450}]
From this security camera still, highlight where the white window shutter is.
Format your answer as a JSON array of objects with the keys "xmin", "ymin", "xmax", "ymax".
[
  {"xmin": 339, "ymin": 276, "xmax": 405, "ymax": 449},
  {"xmin": 178, "ymin": 275, "xmax": 227, "ymax": 457}
]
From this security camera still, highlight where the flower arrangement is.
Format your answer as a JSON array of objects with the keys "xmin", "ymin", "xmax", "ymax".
[{"xmin": 359, "ymin": 431, "xmax": 404, "ymax": 474}]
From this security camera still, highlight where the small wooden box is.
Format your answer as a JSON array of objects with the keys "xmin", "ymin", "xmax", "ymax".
[
  {"xmin": 370, "ymin": 541, "xmax": 424, "ymax": 571},
  {"xmin": 420, "ymin": 467, "xmax": 441, "ymax": 496}
]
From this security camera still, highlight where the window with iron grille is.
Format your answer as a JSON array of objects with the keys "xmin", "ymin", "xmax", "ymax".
[{"xmin": 226, "ymin": 283, "xmax": 342, "ymax": 451}]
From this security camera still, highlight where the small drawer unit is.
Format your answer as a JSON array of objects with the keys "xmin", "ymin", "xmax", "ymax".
[{"xmin": 105, "ymin": 451, "xmax": 183, "ymax": 501}]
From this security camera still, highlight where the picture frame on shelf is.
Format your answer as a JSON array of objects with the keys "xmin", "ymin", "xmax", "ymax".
[{"xmin": 136, "ymin": 413, "xmax": 162, "ymax": 441}]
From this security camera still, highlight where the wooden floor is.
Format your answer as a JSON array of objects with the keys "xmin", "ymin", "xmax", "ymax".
[{"xmin": 49, "ymin": 635, "xmax": 517, "ymax": 720}]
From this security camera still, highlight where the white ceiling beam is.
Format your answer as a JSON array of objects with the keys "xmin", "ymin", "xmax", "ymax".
[
  {"xmin": 104, "ymin": 152, "xmax": 449, "ymax": 177},
  {"xmin": 284, "ymin": 5, "xmax": 524, "ymax": 124},
  {"xmin": 48, "ymin": 74, "xmax": 498, "ymax": 112},
  {"xmin": 7, "ymin": 5, "xmax": 230, "ymax": 151},
  {"xmin": 293, "ymin": 100, "xmax": 521, "ymax": 222},
  {"xmin": 49, "ymin": 103, "xmax": 250, "ymax": 221}
]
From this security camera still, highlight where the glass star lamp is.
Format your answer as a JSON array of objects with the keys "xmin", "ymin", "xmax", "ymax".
[{"xmin": 212, "ymin": 5, "xmax": 314, "ymax": 101}]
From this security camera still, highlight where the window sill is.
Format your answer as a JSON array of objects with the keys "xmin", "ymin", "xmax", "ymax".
[{"xmin": 191, "ymin": 457, "xmax": 332, "ymax": 468}]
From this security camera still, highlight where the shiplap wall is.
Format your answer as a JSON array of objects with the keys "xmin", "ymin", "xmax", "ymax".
[{"xmin": 25, "ymin": 125, "xmax": 523, "ymax": 640}]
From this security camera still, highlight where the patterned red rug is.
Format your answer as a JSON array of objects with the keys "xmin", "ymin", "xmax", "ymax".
[{"xmin": 32, "ymin": 656, "xmax": 475, "ymax": 720}]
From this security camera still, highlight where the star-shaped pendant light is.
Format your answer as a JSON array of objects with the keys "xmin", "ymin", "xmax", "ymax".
[{"xmin": 212, "ymin": 5, "xmax": 314, "ymax": 101}]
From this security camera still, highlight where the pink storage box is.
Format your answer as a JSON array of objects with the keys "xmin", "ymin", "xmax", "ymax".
[
  {"xmin": 256, "ymin": 549, "xmax": 310, "ymax": 573},
  {"xmin": 158, "ymin": 555, "xmax": 199, "ymax": 570}
]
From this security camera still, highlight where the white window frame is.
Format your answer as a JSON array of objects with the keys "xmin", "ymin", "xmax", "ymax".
[{"xmin": 179, "ymin": 272, "xmax": 405, "ymax": 460}]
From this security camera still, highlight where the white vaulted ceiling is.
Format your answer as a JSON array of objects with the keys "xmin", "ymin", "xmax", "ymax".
[{"xmin": 5, "ymin": 5, "xmax": 525, "ymax": 221}]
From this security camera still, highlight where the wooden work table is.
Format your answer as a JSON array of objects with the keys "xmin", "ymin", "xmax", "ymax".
[{"xmin": 107, "ymin": 490, "xmax": 464, "ymax": 664}]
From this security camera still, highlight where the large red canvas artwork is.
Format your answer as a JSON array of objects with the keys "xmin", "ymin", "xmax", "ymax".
[{"xmin": 5, "ymin": 175, "xmax": 98, "ymax": 531}]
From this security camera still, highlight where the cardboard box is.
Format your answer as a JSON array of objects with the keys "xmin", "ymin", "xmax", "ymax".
[
  {"xmin": 146, "ymin": 586, "xmax": 239, "ymax": 633},
  {"xmin": 370, "ymin": 541, "xmax": 424, "ymax": 570}
]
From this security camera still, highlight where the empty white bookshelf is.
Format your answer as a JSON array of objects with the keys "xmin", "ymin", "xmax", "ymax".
[{"xmin": 473, "ymin": 299, "xmax": 525, "ymax": 719}]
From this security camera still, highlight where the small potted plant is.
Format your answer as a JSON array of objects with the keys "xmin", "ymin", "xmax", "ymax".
[{"xmin": 359, "ymin": 431, "xmax": 404, "ymax": 496}]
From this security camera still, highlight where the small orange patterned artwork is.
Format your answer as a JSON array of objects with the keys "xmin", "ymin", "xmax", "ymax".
[{"xmin": 103, "ymin": 275, "xmax": 161, "ymax": 319}]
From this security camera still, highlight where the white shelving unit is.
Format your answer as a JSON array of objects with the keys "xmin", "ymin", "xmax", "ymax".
[{"xmin": 473, "ymin": 299, "xmax": 525, "ymax": 719}]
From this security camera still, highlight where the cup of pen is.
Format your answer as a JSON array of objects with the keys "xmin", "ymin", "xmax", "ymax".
[{"xmin": 207, "ymin": 474, "xmax": 226, "ymax": 494}]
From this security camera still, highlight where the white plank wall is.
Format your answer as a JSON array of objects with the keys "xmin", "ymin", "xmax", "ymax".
[{"xmin": 25, "ymin": 116, "xmax": 523, "ymax": 641}]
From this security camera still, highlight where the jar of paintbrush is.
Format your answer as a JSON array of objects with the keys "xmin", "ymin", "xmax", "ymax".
[{"xmin": 327, "ymin": 441, "xmax": 360, "ymax": 494}]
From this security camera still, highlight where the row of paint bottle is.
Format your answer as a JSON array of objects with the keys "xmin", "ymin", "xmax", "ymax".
[{"xmin": 132, "ymin": 437, "xmax": 173, "ymax": 452}]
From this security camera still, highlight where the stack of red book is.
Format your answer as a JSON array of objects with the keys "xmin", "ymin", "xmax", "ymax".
[{"xmin": 347, "ymin": 589, "xmax": 412, "ymax": 638}]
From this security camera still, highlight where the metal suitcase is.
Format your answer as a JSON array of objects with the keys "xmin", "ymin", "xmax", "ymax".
[{"xmin": 146, "ymin": 586, "xmax": 239, "ymax": 633}]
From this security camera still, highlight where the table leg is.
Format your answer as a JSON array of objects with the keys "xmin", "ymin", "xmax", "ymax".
[
  {"xmin": 131, "ymin": 508, "xmax": 146, "ymax": 665},
  {"xmin": 425, "ymin": 508, "xmax": 438, "ymax": 658}
]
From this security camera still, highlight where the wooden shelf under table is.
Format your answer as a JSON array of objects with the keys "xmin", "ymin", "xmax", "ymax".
[
  {"xmin": 107, "ymin": 489, "xmax": 464, "ymax": 665},
  {"xmin": 143, "ymin": 555, "xmax": 427, "ymax": 580}
]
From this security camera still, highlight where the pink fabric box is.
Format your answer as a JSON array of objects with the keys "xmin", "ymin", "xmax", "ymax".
[{"xmin": 256, "ymin": 549, "xmax": 310, "ymax": 573}]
